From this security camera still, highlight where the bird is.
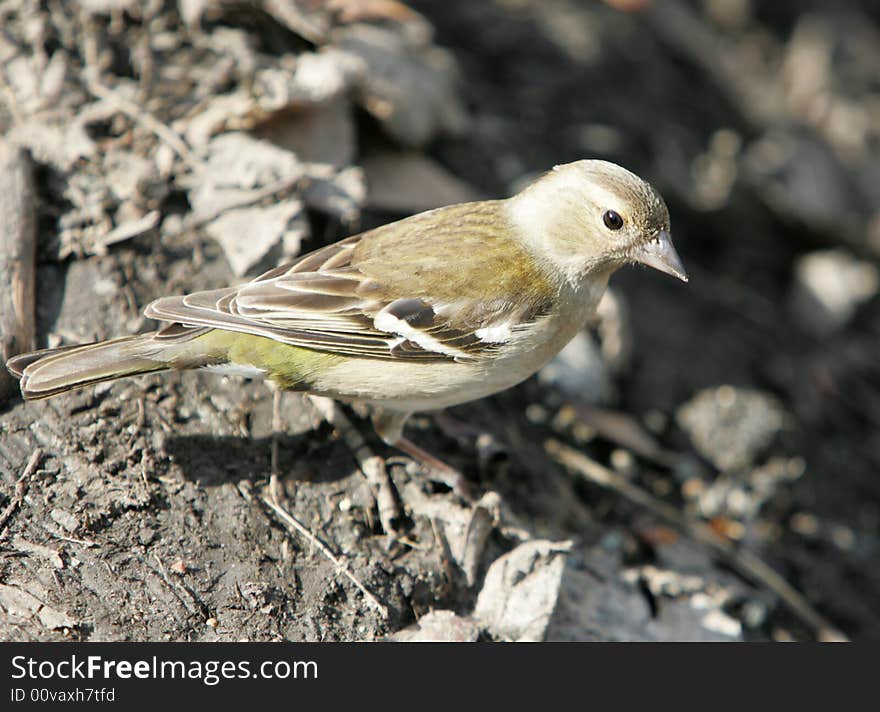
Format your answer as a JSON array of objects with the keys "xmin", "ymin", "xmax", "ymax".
[{"xmin": 6, "ymin": 159, "xmax": 686, "ymax": 486}]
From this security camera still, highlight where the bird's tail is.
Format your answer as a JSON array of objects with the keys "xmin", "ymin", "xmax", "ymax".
[{"xmin": 6, "ymin": 333, "xmax": 173, "ymax": 400}]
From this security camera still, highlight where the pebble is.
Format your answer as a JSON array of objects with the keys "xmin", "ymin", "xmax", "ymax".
[
  {"xmin": 610, "ymin": 448, "xmax": 635, "ymax": 476},
  {"xmin": 700, "ymin": 608, "xmax": 743, "ymax": 638},
  {"xmin": 790, "ymin": 249, "xmax": 879, "ymax": 336},
  {"xmin": 790, "ymin": 511, "xmax": 820, "ymax": 537},
  {"xmin": 525, "ymin": 403, "xmax": 548, "ymax": 425},
  {"xmin": 49, "ymin": 508, "xmax": 79, "ymax": 533},
  {"xmin": 676, "ymin": 386, "xmax": 787, "ymax": 471},
  {"xmin": 740, "ymin": 600, "xmax": 768, "ymax": 629},
  {"xmin": 830, "ymin": 525, "xmax": 855, "ymax": 551}
]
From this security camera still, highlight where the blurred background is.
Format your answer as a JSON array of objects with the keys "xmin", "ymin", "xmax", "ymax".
[
  {"xmin": 0, "ymin": 0, "xmax": 878, "ymax": 641},
  {"xmin": 411, "ymin": 0, "xmax": 880, "ymax": 638}
]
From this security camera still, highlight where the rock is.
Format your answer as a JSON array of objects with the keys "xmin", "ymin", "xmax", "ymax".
[
  {"xmin": 184, "ymin": 133, "xmax": 311, "ymax": 275},
  {"xmin": 743, "ymin": 129, "xmax": 869, "ymax": 235},
  {"xmin": 676, "ymin": 386, "xmax": 787, "ymax": 471},
  {"xmin": 402, "ymin": 483, "xmax": 496, "ymax": 586},
  {"xmin": 49, "ymin": 508, "xmax": 80, "ymax": 533},
  {"xmin": 546, "ymin": 547, "xmax": 653, "ymax": 641},
  {"xmin": 474, "ymin": 539, "xmax": 571, "ymax": 642},
  {"xmin": 548, "ymin": 546, "xmax": 744, "ymax": 641},
  {"xmin": 0, "ymin": 584, "xmax": 77, "ymax": 630},
  {"xmin": 205, "ymin": 199, "xmax": 307, "ymax": 277},
  {"xmin": 789, "ymin": 249, "xmax": 879, "ymax": 337},
  {"xmin": 255, "ymin": 95, "xmax": 356, "ymax": 167},
  {"xmin": 300, "ymin": 164, "xmax": 366, "ymax": 222},
  {"xmin": 188, "ymin": 132, "xmax": 305, "ymax": 220},
  {"xmin": 386, "ymin": 610, "xmax": 480, "ymax": 642}
]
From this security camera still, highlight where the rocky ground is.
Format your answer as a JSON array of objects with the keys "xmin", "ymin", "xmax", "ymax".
[{"xmin": 0, "ymin": 0, "xmax": 878, "ymax": 641}]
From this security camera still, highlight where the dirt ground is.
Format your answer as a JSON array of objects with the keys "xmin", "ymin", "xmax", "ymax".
[{"xmin": 1, "ymin": 0, "xmax": 878, "ymax": 641}]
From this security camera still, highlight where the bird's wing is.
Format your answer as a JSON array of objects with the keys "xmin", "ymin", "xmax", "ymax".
[{"xmin": 145, "ymin": 203, "xmax": 555, "ymax": 363}]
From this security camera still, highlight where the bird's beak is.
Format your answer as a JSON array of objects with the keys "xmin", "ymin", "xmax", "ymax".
[{"xmin": 632, "ymin": 230, "xmax": 688, "ymax": 282}]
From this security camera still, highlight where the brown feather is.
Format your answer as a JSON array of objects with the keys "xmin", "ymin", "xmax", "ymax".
[{"xmin": 142, "ymin": 201, "xmax": 556, "ymax": 362}]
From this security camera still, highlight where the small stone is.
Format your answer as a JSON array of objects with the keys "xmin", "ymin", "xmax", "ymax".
[
  {"xmin": 49, "ymin": 509, "xmax": 79, "ymax": 533},
  {"xmin": 741, "ymin": 600, "xmax": 768, "ymax": 629},
  {"xmin": 643, "ymin": 409, "xmax": 668, "ymax": 435},
  {"xmin": 139, "ymin": 526, "xmax": 157, "ymax": 546},
  {"xmin": 681, "ymin": 477, "xmax": 706, "ymax": 499},
  {"xmin": 790, "ymin": 249, "xmax": 879, "ymax": 336},
  {"xmin": 610, "ymin": 449, "xmax": 635, "ymax": 476},
  {"xmin": 525, "ymin": 404, "xmax": 548, "ymax": 425},
  {"xmin": 386, "ymin": 611, "xmax": 480, "ymax": 643},
  {"xmin": 676, "ymin": 386, "xmax": 787, "ymax": 471},
  {"xmin": 206, "ymin": 199, "xmax": 306, "ymax": 277},
  {"xmin": 474, "ymin": 540, "xmax": 572, "ymax": 642},
  {"xmin": 772, "ymin": 627, "xmax": 796, "ymax": 642},
  {"xmin": 790, "ymin": 512, "xmax": 819, "ymax": 537},
  {"xmin": 700, "ymin": 608, "xmax": 742, "ymax": 638},
  {"xmin": 830, "ymin": 525, "xmax": 855, "ymax": 551},
  {"xmin": 361, "ymin": 150, "xmax": 481, "ymax": 213}
]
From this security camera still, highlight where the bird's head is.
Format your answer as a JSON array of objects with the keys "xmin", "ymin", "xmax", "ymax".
[{"xmin": 508, "ymin": 159, "xmax": 687, "ymax": 284}]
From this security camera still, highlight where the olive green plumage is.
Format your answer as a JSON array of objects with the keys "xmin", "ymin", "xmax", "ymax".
[{"xmin": 196, "ymin": 330, "xmax": 345, "ymax": 390}]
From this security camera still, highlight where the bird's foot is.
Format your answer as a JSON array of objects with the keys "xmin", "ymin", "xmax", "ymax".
[
  {"xmin": 309, "ymin": 395, "xmax": 406, "ymax": 535},
  {"xmin": 432, "ymin": 412, "xmax": 508, "ymax": 474},
  {"xmin": 392, "ymin": 436, "xmax": 475, "ymax": 504}
]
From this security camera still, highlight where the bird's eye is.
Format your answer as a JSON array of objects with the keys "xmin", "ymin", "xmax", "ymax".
[{"xmin": 603, "ymin": 210, "xmax": 624, "ymax": 230}]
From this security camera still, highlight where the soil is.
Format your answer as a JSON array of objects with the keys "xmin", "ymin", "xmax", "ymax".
[{"xmin": 1, "ymin": 0, "xmax": 878, "ymax": 641}]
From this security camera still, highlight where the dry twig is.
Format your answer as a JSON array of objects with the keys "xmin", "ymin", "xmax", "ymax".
[
  {"xmin": 86, "ymin": 79, "xmax": 201, "ymax": 170},
  {"xmin": 310, "ymin": 395, "xmax": 402, "ymax": 535},
  {"xmin": 0, "ymin": 141, "xmax": 37, "ymax": 400},
  {"xmin": 0, "ymin": 449, "xmax": 44, "ymax": 537},
  {"xmin": 252, "ymin": 483, "xmax": 389, "ymax": 620}
]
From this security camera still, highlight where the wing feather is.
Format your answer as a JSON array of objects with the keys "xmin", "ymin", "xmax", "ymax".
[{"xmin": 144, "ymin": 203, "xmax": 554, "ymax": 362}]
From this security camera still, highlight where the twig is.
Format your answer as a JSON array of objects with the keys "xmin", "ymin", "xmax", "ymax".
[
  {"xmin": 546, "ymin": 438, "xmax": 848, "ymax": 642},
  {"xmin": 0, "ymin": 140, "xmax": 37, "ymax": 400},
  {"xmin": 573, "ymin": 406, "xmax": 682, "ymax": 469},
  {"xmin": 44, "ymin": 530, "xmax": 98, "ymax": 548},
  {"xmin": 259, "ymin": 488, "xmax": 389, "ymax": 619},
  {"xmin": 150, "ymin": 552, "xmax": 205, "ymax": 618},
  {"xmin": 0, "ymin": 449, "xmax": 44, "ymax": 537},
  {"xmin": 96, "ymin": 210, "xmax": 161, "ymax": 252},
  {"xmin": 159, "ymin": 174, "xmax": 310, "ymax": 245},
  {"xmin": 86, "ymin": 79, "xmax": 201, "ymax": 170},
  {"xmin": 310, "ymin": 396, "xmax": 402, "ymax": 535},
  {"xmin": 184, "ymin": 174, "xmax": 310, "ymax": 232}
]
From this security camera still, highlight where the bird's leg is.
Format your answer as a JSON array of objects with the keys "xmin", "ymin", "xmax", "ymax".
[
  {"xmin": 392, "ymin": 436, "xmax": 475, "ymax": 503},
  {"xmin": 433, "ymin": 411, "xmax": 507, "ymax": 468},
  {"xmin": 372, "ymin": 410, "xmax": 475, "ymax": 503},
  {"xmin": 309, "ymin": 396, "xmax": 403, "ymax": 535},
  {"xmin": 271, "ymin": 389, "xmax": 283, "ymax": 477},
  {"xmin": 433, "ymin": 411, "xmax": 481, "ymax": 445}
]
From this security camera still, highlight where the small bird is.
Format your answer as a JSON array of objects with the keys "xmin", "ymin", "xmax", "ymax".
[{"xmin": 7, "ymin": 160, "xmax": 685, "ymax": 479}]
